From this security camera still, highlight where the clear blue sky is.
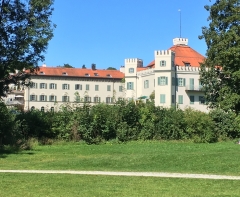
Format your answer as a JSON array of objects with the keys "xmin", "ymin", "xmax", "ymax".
[{"xmin": 40, "ymin": 0, "xmax": 212, "ymax": 69}]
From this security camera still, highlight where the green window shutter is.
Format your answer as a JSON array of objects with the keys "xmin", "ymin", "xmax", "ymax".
[
  {"xmin": 49, "ymin": 84, "xmax": 52, "ymax": 89},
  {"xmin": 45, "ymin": 96, "xmax": 47, "ymax": 101},
  {"xmin": 30, "ymin": 95, "xmax": 32, "ymax": 101},
  {"xmin": 49, "ymin": 95, "xmax": 51, "ymax": 101},
  {"xmin": 183, "ymin": 78, "xmax": 186, "ymax": 86},
  {"xmin": 62, "ymin": 96, "xmax": 64, "ymax": 102},
  {"xmin": 176, "ymin": 78, "xmax": 178, "ymax": 86},
  {"xmin": 45, "ymin": 83, "xmax": 47, "ymax": 89},
  {"xmin": 160, "ymin": 94, "xmax": 165, "ymax": 103},
  {"xmin": 55, "ymin": 84, "xmax": 57, "ymax": 89},
  {"xmin": 165, "ymin": 77, "xmax": 168, "ymax": 85},
  {"xmin": 172, "ymin": 77, "xmax": 175, "ymax": 86},
  {"xmin": 75, "ymin": 84, "xmax": 77, "ymax": 90},
  {"xmin": 190, "ymin": 78, "xmax": 194, "ymax": 90},
  {"xmin": 36, "ymin": 83, "xmax": 38, "ymax": 88},
  {"xmin": 178, "ymin": 95, "xmax": 183, "ymax": 104},
  {"xmin": 62, "ymin": 84, "xmax": 64, "ymax": 89},
  {"xmin": 132, "ymin": 82, "xmax": 134, "ymax": 90},
  {"xmin": 158, "ymin": 77, "xmax": 160, "ymax": 85}
]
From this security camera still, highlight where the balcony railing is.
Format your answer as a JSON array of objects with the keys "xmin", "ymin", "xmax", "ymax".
[{"xmin": 185, "ymin": 85, "xmax": 204, "ymax": 91}]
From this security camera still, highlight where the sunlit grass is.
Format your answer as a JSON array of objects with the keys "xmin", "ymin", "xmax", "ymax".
[
  {"xmin": 0, "ymin": 173, "xmax": 239, "ymax": 197},
  {"xmin": 1, "ymin": 141, "xmax": 240, "ymax": 175}
]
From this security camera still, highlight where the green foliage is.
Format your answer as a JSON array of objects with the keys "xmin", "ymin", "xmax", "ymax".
[
  {"xmin": 199, "ymin": 0, "xmax": 240, "ymax": 113},
  {"xmin": 106, "ymin": 67, "xmax": 117, "ymax": 70},
  {"xmin": 184, "ymin": 108, "xmax": 216, "ymax": 143},
  {"xmin": 0, "ymin": 0, "xmax": 55, "ymax": 96}
]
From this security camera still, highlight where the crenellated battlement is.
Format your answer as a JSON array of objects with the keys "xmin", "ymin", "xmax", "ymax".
[
  {"xmin": 173, "ymin": 38, "xmax": 188, "ymax": 46},
  {"xmin": 154, "ymin": 50, "xmax": 175, "ymax": 56},
  {"xmin": 176, "ymin": 66, "xmax": 200, "ymax": 72},
  {"xmin": 125, "ymin": 58, "xmax": 143, "ymax": 63}
]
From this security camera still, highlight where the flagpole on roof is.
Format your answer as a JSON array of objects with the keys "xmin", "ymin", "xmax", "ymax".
[{"xmin": 178, "ymin": 9, "xmax": 181, "ymax": 38}]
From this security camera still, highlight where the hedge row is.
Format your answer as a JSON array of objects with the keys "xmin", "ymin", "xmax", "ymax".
[{"xmin": 1, "ymin": 101, "xmax": 240, "ymax": 146}]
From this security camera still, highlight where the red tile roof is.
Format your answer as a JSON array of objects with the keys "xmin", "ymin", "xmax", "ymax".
[
  {"xmin": 32, "ymin": 67, "xmax": 124, "ymax": 79},
  {"xmin": 147, "ymin": 44, "xmax": 205, "ymax": 68}
]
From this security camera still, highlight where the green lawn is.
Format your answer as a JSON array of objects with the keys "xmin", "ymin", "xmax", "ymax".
[
  {"xmin": 1, "ymin": 141, "xmax": 240, "ymax": 175},
  {"xmin": 0, "ymin": 173, "xmax": 239, "ymax": 197}
]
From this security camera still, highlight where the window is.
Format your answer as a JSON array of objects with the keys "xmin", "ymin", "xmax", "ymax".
[
  {"xmin": 107, "ymin": 85, "xmax": 111, "ymax": 91},
  {"xmin": 50, "ymin": 107, "xmax": 54, "ymax": 112},
  {"xmin": 30, "ymin": 95, "xmax": 37, "ymax": 101},
  {"xmin": 95, "ymin": 85, "xmax": 99, "ymax": 91},
  {"xmin": 39, "ymin": 71, "xmax": 45, "ymax": 75},
  {"xmin": 30, "ymin": 82, "xmax": 37, "ymax": 88},
  {"xmin": 172, "ymin": 95, "xmax": 175, "ymax": 104},
  {"xmin": 172, "ymin": 77, "xmax": 175, "ymax": 86},
  {"xmin": 94, "ymin": 97, "xmax": 100, "ymax": 103},
  {"xmin": 75, "ymin": 95, "xmax": 80, "ymax": 102},
  {"xmin": 62, "ymin": 72, "xmax": 68, "ymax": 75},
  {"xmin": 189, "ymin": 78, "xmax": 194, "ymax": 90},
  {"xmin": 62, "ymin": 84, "xmax": 69, "ymax": 90},
  {"xmin": 178, "ymin": 78, "xmax": 186, "ymax": 87},
  {"xmin": 94, "ymin": 73, "xmax": 99, "ymax": 76},
  {"xmin": 178, "ymin": 95, "xmax": 183, "ymax": 104},
  {"xmin": 106, "ymin": 97, "xmax": 112, "ymax": 103},
  {"xmin": 86, "ymin": 84, "xmax": 89, "ymax": 90},
  {"xmin": 185, "ymin": 63, "xmax": 190, "ymax": 67},
  {"xmin": 144, "ymin": 80, "xmax": 149, "ymax": 89},
  {"xmin": 84, "ymin": 96, "xmax": 91, "ymax": 102},
  {"xmin": 85, "ymin": 73, "xmax": 90, "ymax": 77},
  {"xmin": 129, "ymin": 68, "xmax": 134, "ymax": 73},
  {"xmin": 40, "ymin": 83, "xmax": 47, "ymax": 89},
  {"xmin": 158, "ymin": 77, "xmax": 168, "ymax": 86},
  {"xmin": 75, "ymin": 84, "xmax": 82, "ymax": 90},
  {"xmin": 160, "ymin": 60, "xmax": 166, "ymax": 67},
  {"xmin": 41, "ymin": 107, "xmax": 45, "ymax": 112},
  {"xmin": 199, "ymin": 96, "xmax": 205, "ymax": 104},
  {"xmin": 106, "ymin": 74, "xmax": 112, "ymax": 77},
  {"xmin": 119, "ymin": 85, "xmax": 123, "ymax": 92},
  {"xmin": 49, "ymin": 83, "xmax": 57, "ymax": 89},
  {"xmin": 40, "ymin": 95, "xmax": 47, "ymax": 101},
  {"xmin": 160, "ymin": 94, "xmax": 166, "ymax": 103},
  {"xmin": 62, "ymin": 96, "xmax": 69, "ymax": 102},
  {"xmin": 49, "ymin": 95, "xmax": 56, "ymax": 102},
  {"xmin": 31, "ymin": 106, "xmax": 35, "ymax": 111},
  {"xmin": 127, "ymin": 82, "xmax": 134, "ymax": 90},
  {"xmin": 190, "ymin": 96, "xmax": 194, "ymax": 104}
]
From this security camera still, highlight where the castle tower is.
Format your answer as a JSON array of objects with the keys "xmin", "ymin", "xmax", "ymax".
[
  {"xmin": 124, "ymin": 58, "xmax": 143, "ymax": 100},
  {"xmin": 154, "ymin": 50, "xmax": 176, "ymax": 107}
]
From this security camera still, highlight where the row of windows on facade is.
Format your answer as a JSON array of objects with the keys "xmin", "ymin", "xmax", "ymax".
[
  {"xmin": 159, "ymin": 94, "xmax": 205, "ymax": 105},
  {"xmin": 127, "ymin": 77, "xmax": 202, "ymax": 90},
  {"xmin": 31, "ymin": 83, "xmax": 123, "ymax": 92},
  {"xmin": 29, "ymin": 95, "xmax": 123, "ymax": 103},
  {"xmin": 128, "ymin": 61, "xmax": 175, "ymax": 73}
]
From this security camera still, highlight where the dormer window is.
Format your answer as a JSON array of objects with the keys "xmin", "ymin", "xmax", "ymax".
[
  {"xmin": 62, "ymin": 72, "xmax": 68, "ymax": 75},
  {"xmin": 183, "ymin": 61, "xmax": 191, "ymax": 67},
  {"xmin": 106, "ymin": 74, "xmax": 112, "ymax": 77},
  {"xmin": 129, "ymin": 68, "xmax": 134, "ymax": 73},
  {"xmin": 160, "ymin": 60, "xmax": 166, "ymax": 67},
  {"xmin": 85, "ymin": 73, "xmax": 90, "ymax": 77},
  {"xmin": 39, "ymin": 71, "xmax": 45, "ymax": 75},
  {"xmin": 94, "ymin": 73, "xmax": 99, "ymax": 76}
]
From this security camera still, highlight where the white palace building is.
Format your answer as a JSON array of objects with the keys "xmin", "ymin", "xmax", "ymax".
[{"xmin": 3, "ymin": 37, "xmax": 207, "ymax": 112}]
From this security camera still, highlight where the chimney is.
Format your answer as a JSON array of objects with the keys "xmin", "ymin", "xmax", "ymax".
[{"xmin": 91, "ymin": 63, "xmax": 96, "ymax": 70}]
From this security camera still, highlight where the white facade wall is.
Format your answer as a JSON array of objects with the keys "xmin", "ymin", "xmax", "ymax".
[{"xmin": 24, "ymin": 76, "xmax": 124, "ymax": 111}]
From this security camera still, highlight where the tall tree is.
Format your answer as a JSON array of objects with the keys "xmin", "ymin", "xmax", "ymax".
[
  {"xmin": 0, "ymin": 0, "xmax": 55, "ymax": 96},
  {"xmin": 199, "ymin": 0, "xmax": 240, "ymax": 113}
]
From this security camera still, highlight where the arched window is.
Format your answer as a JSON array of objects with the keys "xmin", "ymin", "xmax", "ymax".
[
  {"xmin": 31, "ymin": 106, "xmax": 35, "ymax": 111},
  {"xmin": 41, "ymin": 106, "xmax": 44, "ymax": 112},
  {"xmin": 50, "ymin": 107, "xmax": 54, "ymax": 112}
]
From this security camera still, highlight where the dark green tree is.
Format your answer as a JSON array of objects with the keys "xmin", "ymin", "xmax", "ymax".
[
  {"xmin": 107, "ymin": 67, "xmax": 117, "ymax": 70},
  {"xmin": 0, "ymin": 0, "xmax": 55, "ymax": 96},
  {"xmin": 199, "ymin": 0, "xmax": 240, "ymax": 113}
]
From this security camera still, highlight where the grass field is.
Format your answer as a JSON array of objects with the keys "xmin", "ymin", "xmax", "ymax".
[
  {"xmin": 0, "ymin": 173, "xmax": 240, "ymax": 197},
  {"xmin": 1, "ymin": 141, "xmax": 240, "ymax": 196},
  {"xmin": 0, "ymin": 141, "xmax": 240, "ymax": 175}
]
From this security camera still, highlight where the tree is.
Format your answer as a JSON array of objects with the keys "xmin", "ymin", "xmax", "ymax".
[
  {"xmin": 57, "ymin": 64, "xmax": 74, "ymax": 68},
  {"xmin": 0, "ymin": 0, "xmax": 55, "ymax": 97},
  {"xmin": 107, "ymin": 67, "xmax": 117, "ymax": 70},
  {"xmin": 199, "ymin": 0, "xmax": 240, "ymax": 114}
]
